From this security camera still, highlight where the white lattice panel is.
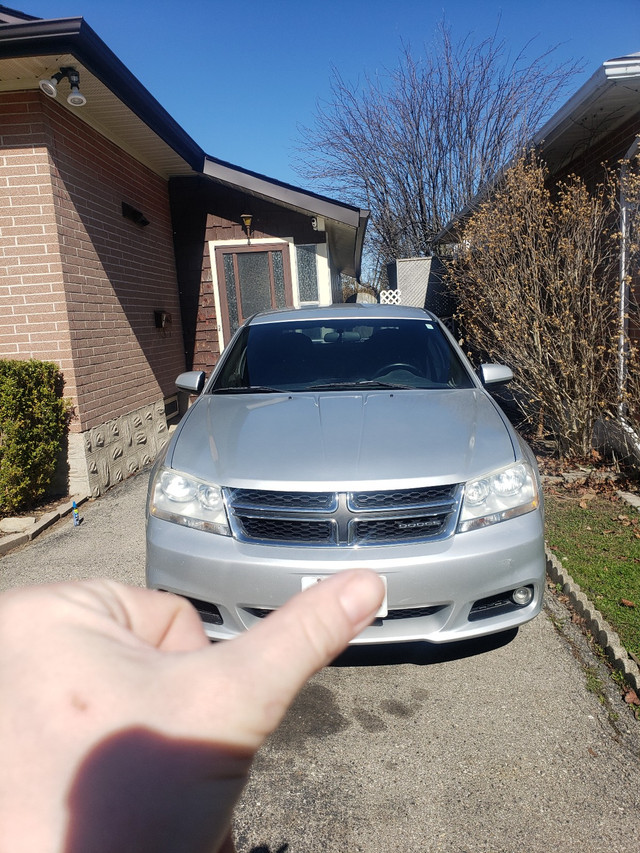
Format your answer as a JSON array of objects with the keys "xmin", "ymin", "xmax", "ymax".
[{"xmin": 380, "ymin": 289, "xmax": 401, "ymax": 304}]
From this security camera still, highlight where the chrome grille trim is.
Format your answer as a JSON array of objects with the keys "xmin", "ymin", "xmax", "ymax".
[{"xmin": 225, "ymin": 485, "xmax": 462, "ymax": 547}]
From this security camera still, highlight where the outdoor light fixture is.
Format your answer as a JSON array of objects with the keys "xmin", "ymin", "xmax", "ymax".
[
  {"xmin": 241, "ymin": 213, "xmax": 253, "ymax": 244},
  {"xmin": 38, "ymin": 72, "xmax": 62, "ymax": 98},
  {"xmin": 39, "ymin": 66, "xmax": 86, "ymax": 107}
]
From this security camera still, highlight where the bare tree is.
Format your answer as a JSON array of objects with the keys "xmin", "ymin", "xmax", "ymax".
[
  {"xmin": 447, "ymin": 155, "xmax": 621, "ymax": 459},
  {"xmin": 297, "ymin": 23, "xmax": 580, "ymax": 281}
]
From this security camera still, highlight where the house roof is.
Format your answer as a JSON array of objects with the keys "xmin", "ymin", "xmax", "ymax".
[
  {"xmin": 0, "ymin": 6, "xmax": 368, "ymax": 277},
  {"xmin": 0, "ymin": 9, "xmax": 204, "ymax": 175},
  {"xmin": 531, "ymin": 52, "xmax": 640, "ymax": 173},
  {"xmin": 203, "ymin": 156, "xmax": 369, "ymax": 277},
  {"xmin": 437, "ymin": 52, "xmax": 640, "ymax": 242}
]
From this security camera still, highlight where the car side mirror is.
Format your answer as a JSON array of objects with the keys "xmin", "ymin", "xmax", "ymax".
[
  {"xmin": 479, "ymin": 364, "xmax": 513, "ymax": 386},
  {"xmin": 175, "ymin": 371, "xmax": 206, "ymax": 394}
]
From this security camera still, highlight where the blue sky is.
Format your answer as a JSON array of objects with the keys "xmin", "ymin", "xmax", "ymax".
[{"xmin": 20, "ymin": 0, "xmax": 640, "ymax": 190}]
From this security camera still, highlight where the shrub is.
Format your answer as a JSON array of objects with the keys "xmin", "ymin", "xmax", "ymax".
[{"xmin": 0, "ymin": 360, "xmax": 71, "ymax": 514}]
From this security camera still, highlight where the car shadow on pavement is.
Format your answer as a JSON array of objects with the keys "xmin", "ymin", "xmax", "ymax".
[{"xmin": 331, "ymin": 628, "xmax": 519, "ymax": 667}]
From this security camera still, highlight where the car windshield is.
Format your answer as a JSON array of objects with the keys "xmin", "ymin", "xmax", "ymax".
[{"xmin": 210, "ymin": 317, "xmax": 475, "ymax": 393}]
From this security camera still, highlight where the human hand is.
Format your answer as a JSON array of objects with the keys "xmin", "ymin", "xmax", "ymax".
[{"xmin": 0, "ymin": 570, "xmax": 384, "ymax": 853}]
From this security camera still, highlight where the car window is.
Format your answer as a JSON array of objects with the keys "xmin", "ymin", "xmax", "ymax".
[{"xmin": 210, "ymin": 318, "xmax": 475, "ymax": 392}]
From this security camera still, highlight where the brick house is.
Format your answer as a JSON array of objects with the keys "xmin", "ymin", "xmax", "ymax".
[{"xmin": 0, "ymin": 7, "xmax": 368, "ymax": 498}]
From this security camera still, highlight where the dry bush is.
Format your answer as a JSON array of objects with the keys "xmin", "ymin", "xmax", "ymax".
[
  {"xmin": 619, "ymin": 157, "xmax": 640, "ymax": 437},
  {"xmin": 447, "ymin": 155, "xmax": 621, "ymax": 458}
]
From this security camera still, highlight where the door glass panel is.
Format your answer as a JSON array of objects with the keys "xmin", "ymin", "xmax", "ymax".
[
  {"xmin": 218, "ymin": 245, "xmax": 291, "ymax": 342},
  {"xmin": 237, "ymin": 252, "xmax": 271, "ymax": 318},
  {"xmin": 296, "ymin": 244, "xmax": 318, "ymax": 302},
  {"xmin": 272, "ymin": 250, "xmax": 286, "ymax": 308},
  {"xmin": 223, "ymin": 253, "xmax": 239, "ymax": 333}
]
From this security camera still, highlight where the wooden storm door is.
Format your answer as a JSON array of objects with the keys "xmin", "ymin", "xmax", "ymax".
[{"xmin": 215, "ymin": 243, "xmax": 293, "ymax": 345}]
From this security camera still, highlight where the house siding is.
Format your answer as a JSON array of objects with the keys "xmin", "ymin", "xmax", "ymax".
[
  {"xmin": 0, "ymin": 92, "xmax": 186, "ymax": 496},
  {"xmin": 551, "ymin": 112, "xmax": 640, "ymax": 186}
]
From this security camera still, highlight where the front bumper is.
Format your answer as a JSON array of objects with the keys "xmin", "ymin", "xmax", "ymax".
[{"xmin": 146, "ymin": 507, "xmax": 545, "ymax": 644}]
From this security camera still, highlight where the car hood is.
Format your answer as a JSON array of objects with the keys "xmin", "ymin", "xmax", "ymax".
[{"xmin": 169, "ymin": 389, "xmax": 516, "ymax": 489}]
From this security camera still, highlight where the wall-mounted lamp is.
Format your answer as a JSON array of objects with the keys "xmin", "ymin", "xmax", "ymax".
[
  {"xmin": 154, "ymin": 310, "xmax": 172, "ymax": 330},
  {"xmin": 241, "ymin": 213, "xmax": 253, "ymax": 244},
  {"xmin": 39, "ymin": 66, "xmax": 86, "ymax": 107}
]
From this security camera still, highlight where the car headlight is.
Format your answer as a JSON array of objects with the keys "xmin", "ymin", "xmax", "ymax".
[
  {"xmin": 457, "ymin": 462, "xmax": 539, "ymax": 533},
  {"xmin": 149, "ymin": 467, "xmax": 230, "ymax": 535}
]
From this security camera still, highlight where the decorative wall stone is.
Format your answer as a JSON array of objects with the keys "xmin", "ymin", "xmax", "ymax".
[{"xmin": 75, "ymin": 399, "xmax": 170, "ymax": 499}]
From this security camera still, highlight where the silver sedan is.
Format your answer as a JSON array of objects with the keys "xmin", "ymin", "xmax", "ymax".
[{"xmin": 146, "ymin": 304, "xmax": 545, "ymax": 644}]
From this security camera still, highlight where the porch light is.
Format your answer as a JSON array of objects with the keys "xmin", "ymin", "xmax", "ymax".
[
  {"xmin": 39, "ymin": 71, "xmax": 64, "ymax": 98},
  {"xmin": 241, "ymin": 213, "xmax": 253, "ymax": 244}
]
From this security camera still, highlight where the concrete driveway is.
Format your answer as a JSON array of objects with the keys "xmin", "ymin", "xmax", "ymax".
[{"xmin": 1, "ymin": 471, "xmax": 638, "ymax": 852}]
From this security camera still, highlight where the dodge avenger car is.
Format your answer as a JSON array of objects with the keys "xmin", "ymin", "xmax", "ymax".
[{"xmin": 146, "ymin": 304, "xmax": 545, "ymax": 644}]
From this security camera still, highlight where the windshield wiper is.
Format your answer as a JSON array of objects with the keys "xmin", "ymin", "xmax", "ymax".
[
  {"xmin": 309, "ymin": 380, "xmax": 415, "ymax": 391},
  {"xmin": 211, "ymin": 386, "xmax": 288, "ymax": 394}
]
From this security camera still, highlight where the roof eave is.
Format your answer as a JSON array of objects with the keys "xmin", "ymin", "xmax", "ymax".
[
  {"xmin": 532, "ymin": 54, "xmax": 640, "ymax": 151},
  {"xmin": 0, "ymin": 16, "xmax": 205, "ymax": 172},
  {"xmin": 0, "ymin": 16, "xmax": 370, "ymax": 276},
  {"xmin": 203, "ymin": 156, "xmax": 364, "ymax": 227}
]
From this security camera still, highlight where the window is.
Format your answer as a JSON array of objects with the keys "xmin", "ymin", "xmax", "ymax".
[{"xmin": 296, "ymin": 244, "xmax": 319, "ymax": 302}]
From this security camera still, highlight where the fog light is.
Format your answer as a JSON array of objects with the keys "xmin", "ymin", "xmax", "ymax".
[{"xmin": 512, "ymin": 586, "xmax": 533, "ymax": 606}]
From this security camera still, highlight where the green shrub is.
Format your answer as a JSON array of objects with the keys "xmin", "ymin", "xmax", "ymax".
[{"xmin": 0, "ymin": 360, "xmax": 71, "ymax": 514}]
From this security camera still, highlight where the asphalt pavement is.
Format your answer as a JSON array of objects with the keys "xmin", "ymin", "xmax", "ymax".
[{"xmin": 1, "ymin": 471, "xmax": 639, "ymax": 852}]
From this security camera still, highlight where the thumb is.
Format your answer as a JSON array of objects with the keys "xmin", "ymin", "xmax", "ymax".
[{"xmin": 210, "ymin": 569, "xmax": 385, "ymax": 746}]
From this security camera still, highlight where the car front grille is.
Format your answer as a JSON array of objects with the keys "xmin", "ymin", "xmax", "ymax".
[
  {"xmin": 244, "ymin": 604, "xmax": 445, "ymax": 620},
  {"xmin": 238, "ymin": 516, "xmax": 337, "ymax": 544},
  {"xmin": 225, "ymin": 484, "xmax": 462, "ymax": 547}
]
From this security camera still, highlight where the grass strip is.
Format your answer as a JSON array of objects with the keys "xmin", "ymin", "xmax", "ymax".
[{"xmin": 544, "ymin": 491, "xmax": 640, "ymax": 660}]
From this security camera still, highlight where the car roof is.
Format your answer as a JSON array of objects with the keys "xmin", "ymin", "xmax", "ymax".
[{"xmin": 247, "ymin": 304, "xmax": 437, "ymax": 325}]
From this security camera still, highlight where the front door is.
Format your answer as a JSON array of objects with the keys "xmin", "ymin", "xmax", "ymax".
[{"xmin": 215, "ymin": 243, "xmax": 293, "ymax": 344}]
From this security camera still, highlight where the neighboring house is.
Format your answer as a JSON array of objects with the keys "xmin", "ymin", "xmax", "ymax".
[
  {"xmin": 433, "ymin": 51, "xmax": 640, "ymax": 456},
  {"xmin": 528, "ymin": 52, "xmax": 640, "ymax": 353},
  {"xmin": 0, "ymin": 6, "xmax": 368, "ymax": 498},
  {"xmin": 437, "ymin": 52, "xmax": 640, "ymax": 339}
]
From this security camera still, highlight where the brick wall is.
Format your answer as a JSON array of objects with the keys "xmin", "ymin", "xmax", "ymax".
[
  {"xmin": 0, "ymin": 91, "xmax": 185, "ymax": 433},
  {"xmin": 0, "ymin": 91, "xmax": 77, "ymax": 395}
]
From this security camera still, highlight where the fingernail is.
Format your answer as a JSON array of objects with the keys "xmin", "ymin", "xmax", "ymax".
[{"xmin": 338, "ymin": 571, "xmax": 385, "ymax": 627}]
